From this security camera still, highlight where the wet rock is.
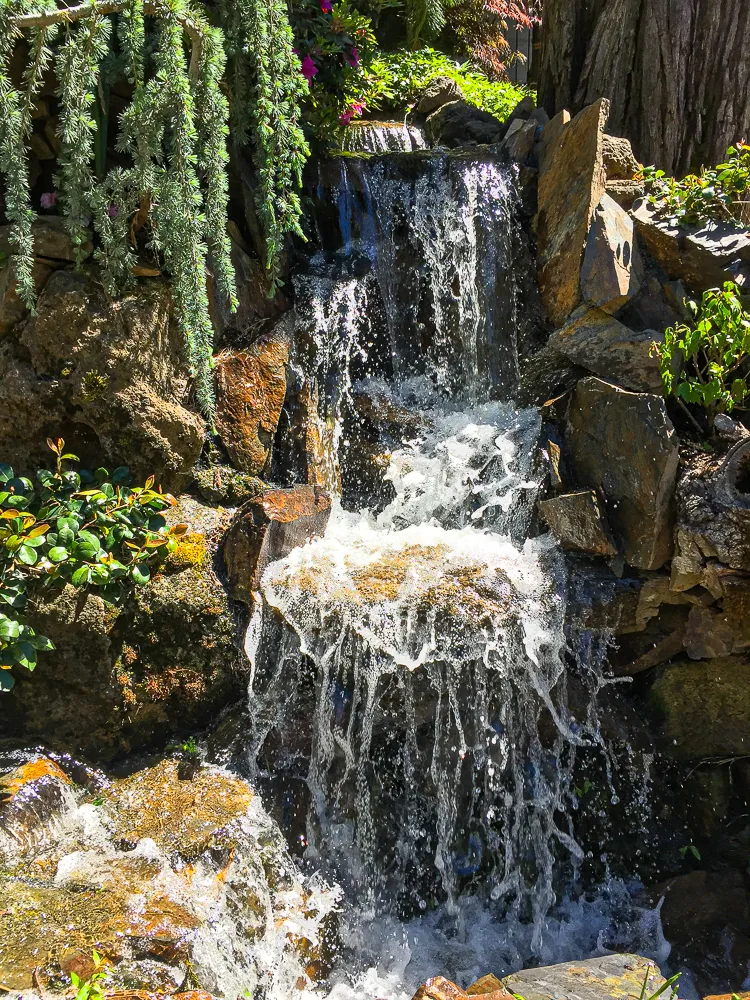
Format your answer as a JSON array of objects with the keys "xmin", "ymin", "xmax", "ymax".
[
  {"xmin": 566, "ymin": 378, "xmax": 680, "ymax": 569},
  {"xmin": 648, "ymin": 871, "xmax": 750, "ymax": 994},
  {"xmin": 538, "ymin": 490, "xmax": 617, "ymax": 557},
  {"xmin": 0, "ymin": 758, "xmax": 337, "ymax": 996},
  {"xmin": 425, "ymin": 101, "xmax": 503, "ymax": 148},
  {"xmin": 412, "ymin": 977, "xmax": 514, "ymax": 1000},
  {"xmin": 650, "ymin": 655, "xmax": 750, "ymax": 758},
  {"xmin": 0, "ymin": 756, "xmax": 74, "ymax": 853},
  {"xmin": 632, "ymin": 200, "xmax": 750, "ymax": 294},
  {"xmin": 0, "ymin": 497, "xmax": 245, "ymax": 761},
  {"xmin": 416, "ymin": 77, "xmax": 464, "ymax": 116},
  {"xmin": 545, "ymin": 307, "xmax": 661, "ymax": 393},
  {"xmin": 214, "ymin": 316, "xmax": 292, "ymax": 476},
  {"xmin": 537, "ymin": 98, "xmax": 609, "ymax": 327},
  {"xmin": 581, "ymin": 193, "xmax": 643, "ymax": 314},
  {"xmin": 502, "ymin": 953, "xmax": 665, "ymax": 1000},
  {"xmin": 0, "ymin": 270, "xmax": 203, "ymax": 490},
  {"xmin": 224, "ymin": 485, "xmax": 332, "ymax": 604},
  {"xmin": 0, "ymin": 216, "xmax": 92, "ymax": 263},
  {"xmin": 602, "ymin": 134, "xmax": 639, "ymax": 180}
]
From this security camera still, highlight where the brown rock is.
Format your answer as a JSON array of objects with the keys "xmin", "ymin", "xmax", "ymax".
[
  {"xmin": 466, "ymin": 975, "xmax": 507, "ymax": 995},
  {"xmin": 546, "ymin": 306, "xmax": 660, "ymax": 393},
  {"xmin": 632, "ymin": 200, "xmax": 750, "ymax": 295},
  {"xmin": 0, "ymin": 756, "xmax": 73, "ymax": 853},
  {"xmin": 224, "ymin": 485, "xmax": 332, "ymax": 604},
  {"xmin": 605, "ymin": 179, "xmax": 645, "ymax": 211},
  {"xmin": 581, "ymin": 193, "xmax": 643, "ymax": 314},
  {"xmin": 214, "ymin": 316, "xmax": 292, "ymax": 476},
  {"xmin": 538, "ymin": 490, "xmax": 617, "ymax": 557},
  {"xmin": 565, "ymin": 378, "xmax": 679, "ymax": 570},
  {"xmin": 602, "ymin": 134, "xmax": 639, "ymax": 180},
  {"xmin": 704, "ymin": 994, "xmax": 750, "ymax": 1000},
  {"xmin": 537, "ymin": 109, "xmax": 570, "ymax": 175},
  {"xmin": 207, "ymin": 239, "xmax": 287, "ymax": 343},
  {"xmin": 0, "ymin": 258, "xmax": 55, "ymax": 335},
  {"xmin": 537, "ymin": 98, "xmax": 610, "ymax": 327},
  {"xmin": 412, "ymin": 978, "xmax": 514, "ymax": 1000}
]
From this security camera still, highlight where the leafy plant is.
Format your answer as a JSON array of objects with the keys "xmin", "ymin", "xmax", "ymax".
[
  {"xmin": 642, "ymin": 143, "xmax": 750, "ymax": 229},
  {"xmin": 651, "ymin": 282, "xmax": 750, "ymax": 427},
  {"xmin": 0, "ymin": 438, "xmax": 186, "ymax": 691},
  {"xmin": 71, "ymin": 951, "xmax": 108, "ymax": 1000},
  {"xmin": 679, "ymin": 844, "xmax": 701, "ymax": 861}
]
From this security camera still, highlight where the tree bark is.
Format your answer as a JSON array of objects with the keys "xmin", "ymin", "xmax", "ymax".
[{"xmin": 538, "ymin": 0, "xmax": 750, "ymax": 175}]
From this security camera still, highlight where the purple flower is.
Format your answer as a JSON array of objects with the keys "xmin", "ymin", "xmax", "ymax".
[
  {"xmin": 338, "ymin": 110, "xmax": 354, "ymax": 125},
  {"xmin": 320, "ymin": 0, "xmax": 333, "ymax": 10},
  {"xmin": 345, "ymin": 46, "xmax": 360, "ymax": 67},
  {"xmin": 300, "ymin": 54, "xmax": 318, "ymax": 81},
  {"xmin": 107, "ymin": 203, "xmax": 119, "ymax": 218},
  {"xmin": 40, "ymin": 191, "xmax": 57, "ymax": 209}
]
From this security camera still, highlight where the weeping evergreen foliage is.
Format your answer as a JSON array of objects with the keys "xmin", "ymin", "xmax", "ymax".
[
  {"xmin": 218, "ymin": 0, "xmax": 310, "ymax": 290},
  {"xmin": 0, "ymin": 0, "xmax": 253, "ymax": 420},
  {"xmin": 406, "ymin": 0, "xmax": 445, "ymax": 47}
]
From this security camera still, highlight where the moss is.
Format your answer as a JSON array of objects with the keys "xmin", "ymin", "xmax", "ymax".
[
  {"xmin": 193, "ymin": 465, "xmax": 265, "ymax": 506},
  {"xmin": 166, "ymin": 532, "xmax": 209, "ymax": 573}
]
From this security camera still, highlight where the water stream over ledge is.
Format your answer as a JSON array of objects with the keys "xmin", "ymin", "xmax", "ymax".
[{"xmin": 242, "ymin": 151, "xmax": 672, "ymax": 997}]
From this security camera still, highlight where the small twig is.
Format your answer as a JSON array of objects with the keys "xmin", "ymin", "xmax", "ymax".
[{"xmin": 675, "ymin": 396, "xmax": 705, "ymax": 436}]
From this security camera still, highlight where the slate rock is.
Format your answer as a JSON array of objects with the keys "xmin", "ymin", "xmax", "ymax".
[
  {"xmin": 581, "ymin": 192, "xmax": 643, "ymax": 313},
  {"xmin": 224, "ymin": 484, "xmax": 332, "ymax": 604},
  {"xmin": 546, "ymin": 306, "xmax": 662, "ymax": 393},
  {"xmin": 538, "ymin": 489, "xmax": 617, "ymax": 557},
  {"xmin": 416, "ymin": 76, "xmax": 464, "ymax": 116},
  {"xmin": 502, "ymin": 953, "xmax": 666, "ymax": 1000},
  {"xmin": 632, "ymin": 200, "xmax": 750, "ymax": 294},
  {"xmin": 537, "ymin": 99, "xmax": 610, "ymax": 327},
  {"xmin": 565, "ymin": 377, "xmax": 679, "ymax": 570},
  {"xmin": 502, "ymin": 118, "xmax": 538, "ymax": 164}
]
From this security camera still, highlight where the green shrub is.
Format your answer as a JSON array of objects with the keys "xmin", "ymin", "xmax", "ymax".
[
  {"xmin": 0, "ymin": 438, "xmax": 186, "ymax": 690},
  {"xmin": 651, "ymin": 282, "xmax": 750, "ymax": 427},
  {"xmin": 642, "ymin": 142, "xmax": 750, "ymax": 228}
]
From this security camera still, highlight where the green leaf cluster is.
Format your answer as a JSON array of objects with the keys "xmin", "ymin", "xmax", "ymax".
[
  {"xmin": 652, "ymin": 282, "xmax": 750, "ymax": 426},
  {"xmin": 642, "ymin": 142, "xmax": 750, "ymax": 229},
  {"xmin": 0, "ymin": 438, "xmax": 187, "ymax": 690}
]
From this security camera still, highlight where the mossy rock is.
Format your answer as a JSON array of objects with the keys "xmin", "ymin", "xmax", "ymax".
[{"xmin": 0, "ymin": 496, "xmax": 248, "ymax": 761}]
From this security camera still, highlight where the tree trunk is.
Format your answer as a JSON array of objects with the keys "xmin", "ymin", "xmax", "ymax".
[{"xmin": 538, "ymin": 0, "xmax": 750, "ymax": 175}]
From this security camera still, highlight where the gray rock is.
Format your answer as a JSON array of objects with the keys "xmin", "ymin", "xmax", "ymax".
[
  {"xmin": 605, "ymin": 178, "xmax": 645, "ymax": 210},
  {"xmin": 425, "ymin": 101, "xmax": 503, "ymax": 148},
  {"xmin": 546, "ymin": 306, "xmax": 662, "ymax": 393},
  {"xmin": 537, "ymin": 99, "xmax": 610, "ymax": 327},
  {"xmin": 566, "ymin": 377, "xmax": 680, "ymax": 570},
  {"xmin": 502, "ymin": 953, "xmax": 667, "ymax": 1000},
  {"xmin": 416, "ymin": 76, "xmax": 464, "ymax": 116},
  {"xmin": 602, "ymin": 133, "xmax": 639, "ymax": 179},
  {"xmin": 538, "ymin": 490, "xmax": 617, "ymax": 556},
  {"xmin": 581, "ymin": 192, "xmax": 643, "ymax": 313},
  {"xmin": 632, "ymin": 199, "xmax": 750, "ymax": 294},
  {"xmin": 502, "ymin": 118, "xmax": 538, "ymax": 164}
]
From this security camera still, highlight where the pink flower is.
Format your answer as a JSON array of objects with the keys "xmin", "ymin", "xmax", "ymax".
[
  {"xmin": 320, "ymin": 0, "xmax": 333, "ymax": 10},
  {"xmin": 350, "ymin": 101, "xmax": 365, "ymax": 116},
  {"xmin": 300, "ymin": 54, "xmax": 318, "ymax": 81},
  {"xmin": 345, "ymin": 46, "xmax": 360, "ymax": 67},
  {"xmin": 107, "ymin": 203, "xmax": 119, "ymax": 218},
  {"xmin": 40, "ymin": 191, "xmax": 57, "ymax": 209},
  {"xmin": 339, "ymin": 110, "xmax": 354, "ymax": 125}
]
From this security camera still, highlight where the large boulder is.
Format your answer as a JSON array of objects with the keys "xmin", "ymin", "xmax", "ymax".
[
  {"xmin": 502, "ymin": 954, "xmax": 666, "ymax": 1000},
  {"xmin": 224, "ymin": 485, "xmax": 332, "ymax": 604},
  {"xmin": 425, "ymin": 101, "xmax": 503, "ymax": 147},
  {"xmin": 632, "ymin": 201, "xmax": 750, "ymax": 295},
  {"xmin": 545, "ymin": 306, "xmax": 662, "ymax": 393},
  {"xmin": 214, "ymin": 315, "xmax": 293, "ymax": 476},
  {"xmin": 0, "ymin": 496, "xmax": 245, "ymax": 761},
  {"xmin": 565, "ymin": 378, "xmax": 679, "ymax": 570},
  {"xmin": 416, "ymin": 76, "xmax": 464, "ymax": 116},
  {"xmin": 581, "ymin": 193, "xmax": 643, "ymax": 314},
  {"xmin": 536, "ymin": 98, "xmax": 610, "ymax": 327},
  {"xmin": 0, "ymin": 269, "xmax": 203, "ymax": 490}
]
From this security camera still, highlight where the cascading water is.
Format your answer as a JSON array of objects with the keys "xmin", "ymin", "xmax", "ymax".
[{"xmin": 247, "ymin": 150, "xmax": 669, "ymax": 997}]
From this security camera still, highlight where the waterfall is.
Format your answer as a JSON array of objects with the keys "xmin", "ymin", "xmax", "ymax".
[{"xmin": 247, "ymin": 151, "xmax": 667, "ymax": 996}]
